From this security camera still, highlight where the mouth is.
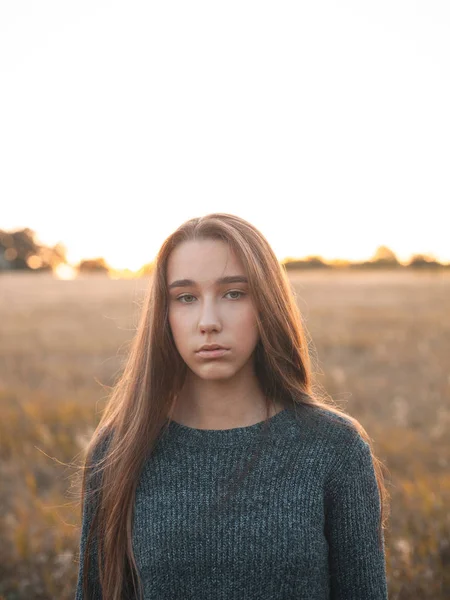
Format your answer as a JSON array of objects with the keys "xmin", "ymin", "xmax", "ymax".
[{"xmin": 196, "ymin": 348, "xmax": 229, "ymax": 359}]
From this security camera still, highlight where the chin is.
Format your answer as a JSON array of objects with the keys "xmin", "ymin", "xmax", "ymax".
[{"xmin": 193, "ymin": 368, "xmax": 236, "ymax": 380}]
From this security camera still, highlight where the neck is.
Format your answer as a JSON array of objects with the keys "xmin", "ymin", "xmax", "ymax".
[{"xmin": 168, "ymin": 374, "xmax": 283, "ymax": 430}]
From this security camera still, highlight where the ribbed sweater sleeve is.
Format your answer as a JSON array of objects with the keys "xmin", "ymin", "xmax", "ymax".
[
  {"xmin": 75, "ymin": 437, "xmax": 108, "ymax": 600},
  {"xmin": 325, "ymin": 434, "xmax": 388, "ymax": 599}
]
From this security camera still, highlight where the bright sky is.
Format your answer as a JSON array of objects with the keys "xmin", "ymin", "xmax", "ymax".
[{"xmin": 1, "ymin": 1, "xmax": 449, "ymax": 271}]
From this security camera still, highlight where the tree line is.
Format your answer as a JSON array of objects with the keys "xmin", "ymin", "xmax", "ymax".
[{"xmin": 0, "ymin": 229, "xmax": 447, "ymax": 276}]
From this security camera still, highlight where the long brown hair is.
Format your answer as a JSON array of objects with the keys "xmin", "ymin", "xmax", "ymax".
[{"xmin": 78, "ymin": 212, "xmax": 390, "ymax": 599}]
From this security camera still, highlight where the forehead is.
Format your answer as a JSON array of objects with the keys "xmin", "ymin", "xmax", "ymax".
[{"xmin": 167, "ymin": 239, "xmax": 245, "ymax": 285}]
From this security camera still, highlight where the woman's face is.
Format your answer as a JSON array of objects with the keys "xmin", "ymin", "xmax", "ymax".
[{"xmin": 167, "ymin": 239, "xmax": 260, "ymax": 381}]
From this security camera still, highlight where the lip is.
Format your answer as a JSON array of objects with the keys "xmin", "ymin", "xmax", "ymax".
[
  {"xmin": 198, "ymin": 344, "xmax": 228, "ymax": 351},
  {"xmin": 196, "ymin": 348, "xmax": 229, "ymax": 359}
]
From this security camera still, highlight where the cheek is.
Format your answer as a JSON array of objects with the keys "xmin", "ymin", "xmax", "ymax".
[
  {"xmin": 168, "ymin": 310, "xmax": 183, "ymax": 339},
  {"xmin": 233, "ymin": 309, "xmax": 260, "ymax": 342},
  {"xmin": 168, "ymin": 309, "xmax": 193, "ymax": 347},
  {"xmin": 235, "ymin": 305, "xmax": 258, "ymax": 328}
]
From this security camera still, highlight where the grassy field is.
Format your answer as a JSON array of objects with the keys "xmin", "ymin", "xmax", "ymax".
[{"xmin": 0, "ymin": 270, "xmax": 449, "ymax": 599}]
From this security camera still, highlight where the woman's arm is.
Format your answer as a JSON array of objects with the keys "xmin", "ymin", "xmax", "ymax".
[
  {"xmin": 325, "ymin": 434, "xmax": 389, "ymax": 600},
  {"xmin": 75, "ymin": 481, "xmax": 103, "ymax": 599},
  {"xmin": 75, "ymin": 435, "xmax": 111, "ymax": 600}
]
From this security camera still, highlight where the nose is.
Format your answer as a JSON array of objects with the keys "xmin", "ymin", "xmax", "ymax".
[{"xmin": 198, "ymin": 299, "xmax": 222, "ymax": 333}]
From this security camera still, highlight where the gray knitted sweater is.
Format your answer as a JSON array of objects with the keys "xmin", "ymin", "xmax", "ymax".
[{"xmin": 75, "ymin": 403, "xmax": 389, "ymax": 599}]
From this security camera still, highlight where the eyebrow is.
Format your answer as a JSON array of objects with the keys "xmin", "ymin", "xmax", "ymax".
[{"xmin": 168, "ymin": 275, "xmax": 249, "ymax": 290}]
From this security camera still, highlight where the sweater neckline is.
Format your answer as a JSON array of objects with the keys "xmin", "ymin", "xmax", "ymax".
[{"xmin": 162, "ymin": 406, "xmax": 293, "ymax": 448}]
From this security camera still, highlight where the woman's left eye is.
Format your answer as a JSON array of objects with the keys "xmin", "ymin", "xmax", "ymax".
[{"xmin": 226, "ymin": 290, "xmax": 245, "ymax": 300}]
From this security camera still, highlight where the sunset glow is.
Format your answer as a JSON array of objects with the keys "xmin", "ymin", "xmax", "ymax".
[{"xmin": 1, "ymin": 2, "xmax": 449, "ymax": 270}]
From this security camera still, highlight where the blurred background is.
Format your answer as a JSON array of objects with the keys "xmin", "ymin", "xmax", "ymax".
[{"xmin": 1, "ymin": 1, "xmax": 449, "ymax": 598}]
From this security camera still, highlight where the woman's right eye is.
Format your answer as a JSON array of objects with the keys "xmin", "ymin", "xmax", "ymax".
[{"xmin": 177, "ymin": 294, "xmax": 195, "ymax": 303}]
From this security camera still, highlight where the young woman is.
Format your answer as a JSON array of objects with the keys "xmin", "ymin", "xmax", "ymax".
[{"xmin": 75, "ymin": 213, "xmax": 390, "ymax": 600}]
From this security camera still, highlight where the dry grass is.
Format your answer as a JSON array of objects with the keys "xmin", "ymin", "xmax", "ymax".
[{"xmin": 0, "ymin": 269, "xmax": 449, "ymax": 599}]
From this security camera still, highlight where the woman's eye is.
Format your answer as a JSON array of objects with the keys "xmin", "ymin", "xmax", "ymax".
[
  {"xmin": 177, "ymin": 294, "xmax": 195, "ymax": 303},
  {"xmin": 177, "ymin": 291, "xmax": 246, "ymax": 303},
  {"xmin": 226, "ymin": 290, "xmax": 245, "ymax": 300}
]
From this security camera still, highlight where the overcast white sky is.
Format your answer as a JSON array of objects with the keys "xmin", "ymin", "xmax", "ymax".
[{"xmin": 1, "ymin": 1, "xmax": 449, "ymax": 270}]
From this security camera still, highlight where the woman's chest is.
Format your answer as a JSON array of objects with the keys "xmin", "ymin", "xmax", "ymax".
[{"xmin": 131, "ymin": 450, "xmax": 330, "ymax": 598}]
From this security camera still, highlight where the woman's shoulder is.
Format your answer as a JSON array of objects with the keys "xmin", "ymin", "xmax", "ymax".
[
  {"xmin": 285, "ymin": 403, "xmax": 373, "ymax": 485},
  {"xmin": 286, "ymin": 402, "xmax": 366, "ymax": 452}
]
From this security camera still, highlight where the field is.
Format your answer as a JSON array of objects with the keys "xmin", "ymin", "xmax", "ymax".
[{"xmin": 0, "ymin": 270, "xmax": 449, "ymax": 599}]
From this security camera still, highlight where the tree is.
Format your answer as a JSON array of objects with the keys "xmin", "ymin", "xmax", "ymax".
[
  {"xmin": 371, "ymin": 245, "xmax": 399, "ymax": 265},
  {"xmin": 77, "ymin": 257, "xmax": 109, "ymax": 273},
  {"xmin": 0, "ymin": 228, "xmax": 67, "ymax": 272},
  {"xmin": 408, "ymin": 254, "xmax": 441, "ymax": 269}
]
